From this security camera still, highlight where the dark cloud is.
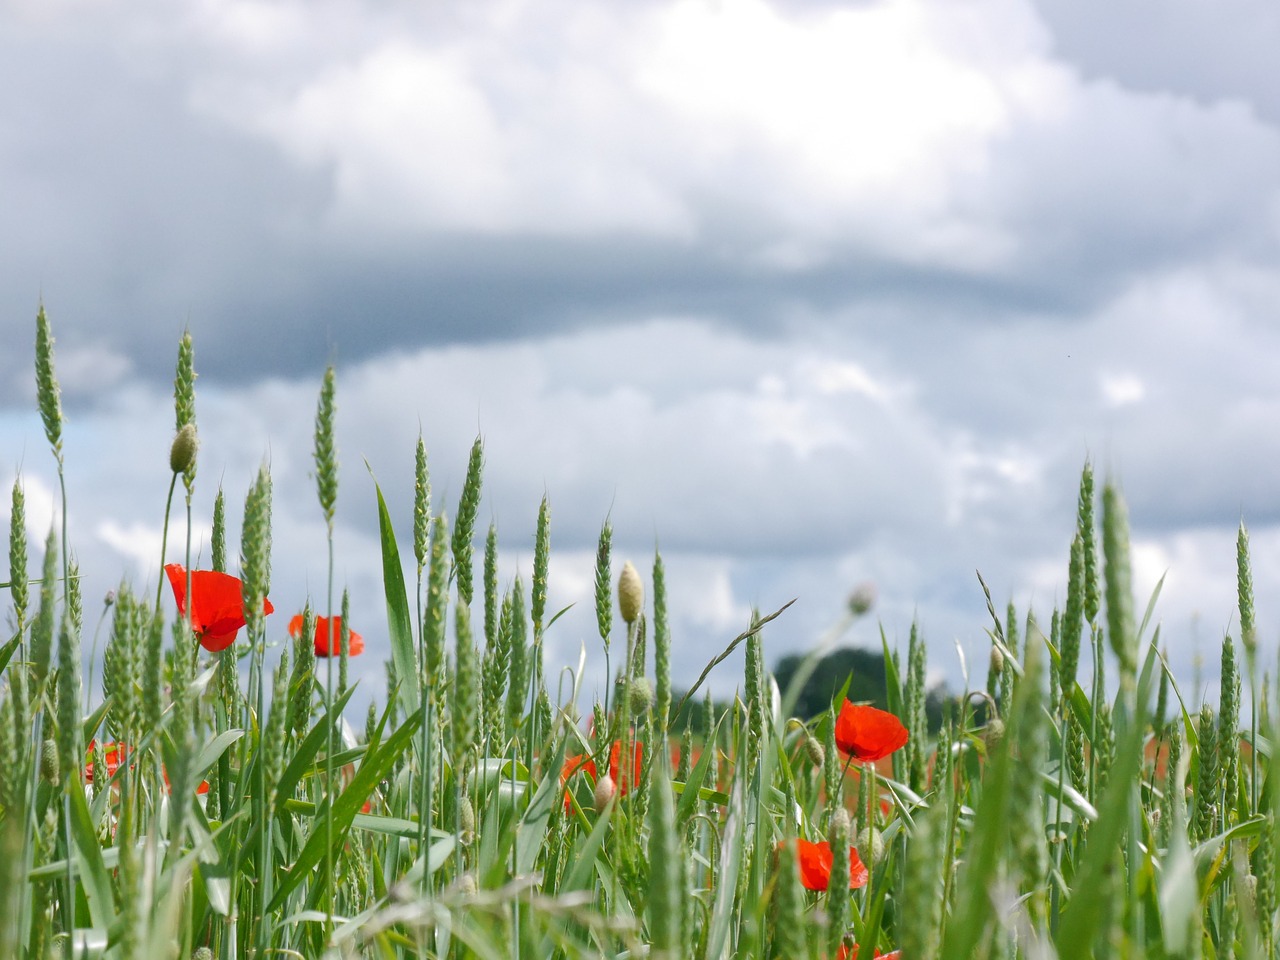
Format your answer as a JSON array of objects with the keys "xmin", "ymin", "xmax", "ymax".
[
  {"xmin": 4, "ymin": 0, "xmax": 1279, "ymax": 416},
  {"xmin": 1031, "ymin": 0, "xmax": 1280, "ymax": 124}
]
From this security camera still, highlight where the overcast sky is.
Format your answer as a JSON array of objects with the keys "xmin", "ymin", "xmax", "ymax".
[{"xmin": 4, "ymin": 0, "xmax": 1280, "ymax": 709}]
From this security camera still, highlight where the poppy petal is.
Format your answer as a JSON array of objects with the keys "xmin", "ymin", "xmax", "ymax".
[
  {"xmin": 834, "ymin": 702, "xmax": 909, "ymax": 763},
  {"xmin": 166, "ymin": 564, "xmax": 272, "ymax": 652},
  {"xmin": 289, "ymin": 614, "xmax": 365, "ymax": 657},
  {"xmin": 787, "ymin": 838, "xmax": 869, "ymax": 891}
]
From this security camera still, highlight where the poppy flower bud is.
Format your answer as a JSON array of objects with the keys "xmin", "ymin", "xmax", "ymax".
[
  {"xmin": 804, "ymin": 735, "xmax": 825, "ymax": 767},
  {"xmin": 989, "ymin": 644, "xmax": 1004, "ymax": 675},
  {"xmin": 618, "ymin": 561, "xmax": 643, "ymax": 624},
  {"xmin": 982, "ymin": 717, "xmax": 1005, "ymax": 752},
  {"xmin": 170, "ymin": 422, "xmax": 198, "ymax": 476},
  {"xmin": 828, "ymin": 806, "xmax": 851, "ymax": 839},
  {"xmin": 458, "ymin": 873, "xmax": 477, "ymax": 896},
  {"xmin": 629, "ymin": 677, "xmax": 654, "ymax": 717},
  {"xmin": 594, "ymin": 773, "xmax": 617, "ymax": 813},
  {"xmin": 847, "ymin": 582, "xmax": 876, "ymax": 617},
  {"xmin": 857, "ymin": 826, "xmax": 884, "ymax": 866}
]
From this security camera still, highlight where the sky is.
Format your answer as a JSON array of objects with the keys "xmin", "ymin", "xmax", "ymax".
[{"xmin": 3, "ymin": 0, "xmax": 1280, "ymax": 711}]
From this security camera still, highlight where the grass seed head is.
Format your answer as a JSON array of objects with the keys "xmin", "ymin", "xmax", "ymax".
[
  {"xmin": 40, "ymin": 738, "xmax": 58, "ymax": 783},
  {"xmin": 8, "ymin": 481, "xmax": 28, "ymax": 626},
  {"xmin": 532, "ymin": 495, "xmax": 550, "ymax": 635},
  {"xmin": 34, "ymin": 304, "xmax": 64, "ymax": 460},
  {"xmin": 451, "ymin": 435, "xmax": 485, "ymax": 606},
  {"xmin": 594, "ymin": 520, "xmax": 613, "ymax": 647},
  {"xmin": 413, "ymin": 433, "xmax": 430, "ymax": 569},
  {"xmin": 313, "ymin": 366, "xmax": 338, "ymax": 526}
]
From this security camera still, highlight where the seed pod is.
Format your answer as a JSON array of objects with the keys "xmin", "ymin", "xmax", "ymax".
[{"xmin": 618, "ymin": 561, "xmax": 644, "ymax": 624}]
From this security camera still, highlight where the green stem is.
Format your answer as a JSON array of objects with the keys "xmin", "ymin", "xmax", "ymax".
[{"xmin": 324, "ymin": 531, "xmax": 335, "ymax": 941}]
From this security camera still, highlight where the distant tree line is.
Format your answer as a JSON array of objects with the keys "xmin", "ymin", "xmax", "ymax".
[
  {"xmin": 671, "ymin": 644, "xmax": 947, "ymax": 734},
  {"xmin": 772, "ymin": 646, "xmax": 947, "ymax": 729}
]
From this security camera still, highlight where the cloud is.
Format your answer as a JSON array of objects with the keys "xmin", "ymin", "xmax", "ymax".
[
  {"xmin": 3, "ymin": 0, "xmax": 1279, "ymax": 705},
  {"xmin": 4, "ymin": 304, "xmax": 1273, "ymax": 703},
  {"xmin": 2, "ymin": 0, "xmax": 1278, "ymax": 401},
  {"xmin": 1031, "ymin": 0, "xmax": 1280, "ymax": 124}
]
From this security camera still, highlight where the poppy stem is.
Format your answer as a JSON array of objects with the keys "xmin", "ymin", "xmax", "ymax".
[
  {"xmin": 154, "ymin": 471, "xmax": 179, "ymax": 614},
  {"xmin": 324, "ymin": 530, "xmax": 336, "ymax": 942}
]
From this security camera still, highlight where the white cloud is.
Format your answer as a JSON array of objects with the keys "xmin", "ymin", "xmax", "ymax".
[
  {"xmin": 1100, "ymin": 373, "xmax": 1145, "ymax": 408},
  {"xmin": 4, "ymin": 0, "xmax": 1280, "ymax": 709},
  {"xmin": 173, "ymin": 0, "xmax": 1280, "ymax": 284}
]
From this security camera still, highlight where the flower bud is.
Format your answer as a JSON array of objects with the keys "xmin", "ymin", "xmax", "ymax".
[
  {"xmin": 847, "ymin": 582, "xmax": 876, "ymax": 617},
  {"xmin": 989, "ymin": 644, "xmax": 1004, "ymax": 675},
  {"xmin": 458, "ymin": 873, "xmax": 478, "ymax": 896},
  {"xmin": 629, "ymin": 677, "xmax": 654, "ymax": 717},
  {"xmin": 857, "ymin": 826, "xmax": 884, "ymax": 866},
  {"xmin": 169, "ymin": 422, "xmax": 198, "ymax": 476},
  {"xmin": 804, "ymin": 735, "xmax": 825, "ymax": 767},
  {"xmin": 594, "ymin": 774, "xmax": 617, "ymax": 813},
  {"xmin": 618, "ymin": 561, "xmax": 644, "ymax": 624},
  {"xmin": 982, "ymin": 717, "xmax": 1005, "ymax": 752},
  {"xmin": 828, "ymin": 806, "xmax": 851, "ymax": 840}
]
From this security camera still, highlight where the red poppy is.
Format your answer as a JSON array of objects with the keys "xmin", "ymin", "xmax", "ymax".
[
  {"xmin": 834, "ymin": 702, "xmax": 908, "ymax": 763},
  {"xmin": 784, "ymin": 838, "xmax": 869, "ymax": 891},
  {"xmin": 836, "ymin": 947, "xmax": 899, "ymax": 960},
  {"xmin": 561, "ymin": 740, "xmax": 644, "ymax": 811},
  {"xmin": 165, "ymin": 564, "xmax": 274, "ymax": 652},
  {"xmin": 84, "ymin": 740, "xmax": 209, "ymax": 795},
  {"xmin": 288, "ymin": 614, "xmax": 364, "ymax": 657}
]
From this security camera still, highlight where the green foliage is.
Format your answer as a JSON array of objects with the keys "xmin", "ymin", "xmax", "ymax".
[{"xmin": 4, "ymin": 320, "xmax": 1279, "ymax": 960}]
